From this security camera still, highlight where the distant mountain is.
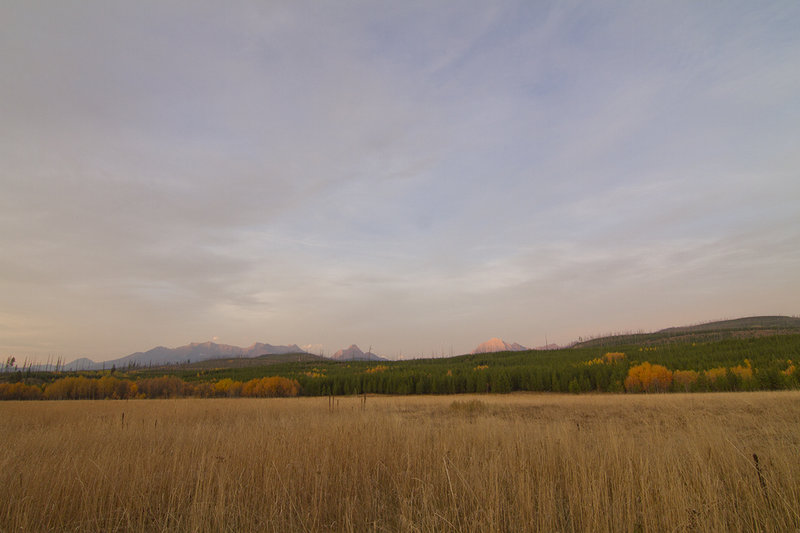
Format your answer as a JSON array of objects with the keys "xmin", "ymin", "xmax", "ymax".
[
  {"xmin": 60, "ymin": 357, "xmax": 96, "ymax": 371},
  {"xmin": 63, "ymin": 341, "xmax": 307, "ymax": 370},
  {"xmin": 472, "ymin": 338, "xmax": 529, "ymax": 354},
  {"xmin": 331, "ymin": 344, "xmax": 387, "ymax": 361},
  {"xmin": 534, "ymin": 343, "xmax": 561, "ymax": 351}
]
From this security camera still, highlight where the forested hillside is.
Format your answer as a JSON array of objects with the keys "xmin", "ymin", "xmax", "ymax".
[{"xmin": 573, "ymin": 315, "xmax": 800, "ymax": 348}]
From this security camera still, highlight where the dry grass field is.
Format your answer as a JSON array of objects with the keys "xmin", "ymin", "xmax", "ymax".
[{"xmin": 1, "ymin": 392, "xmax": 799, "ymax": 532}]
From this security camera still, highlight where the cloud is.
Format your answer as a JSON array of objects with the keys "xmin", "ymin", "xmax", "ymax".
[
  {"xmin": 300, "ymin": 344, "xmax": 324, "ymax": 355},
  {"xmin": 1, "ymin": 1, "xmax": 798, "ymax": 359}
]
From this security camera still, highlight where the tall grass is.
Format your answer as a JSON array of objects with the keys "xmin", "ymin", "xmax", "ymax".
[{"xmin": 1, "ymin": 392, "xmax": 798, "ymax": 532}]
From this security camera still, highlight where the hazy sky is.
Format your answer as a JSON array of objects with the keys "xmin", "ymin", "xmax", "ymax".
[{"xmin": 2, "ymin": 1, "xmax": 799, "ymax": 362}]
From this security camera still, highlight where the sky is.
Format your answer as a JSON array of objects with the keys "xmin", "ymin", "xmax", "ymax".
[{"xmin": 1, "ymin": 1, "xmax": 799, "ymax": 362}]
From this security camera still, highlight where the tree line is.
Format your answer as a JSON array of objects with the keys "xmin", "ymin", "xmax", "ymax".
[{"xmin": 1, "ymin": 356, "xmax": 796, "ymax": 400}]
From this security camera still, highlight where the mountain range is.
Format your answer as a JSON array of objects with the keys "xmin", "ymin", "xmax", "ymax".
[
  {"xmin": 61, "ymin": 341, "xmax": 392, "ymax": 370},
  {"xmin": 63, "ymin": 341, "xmax": 306, "ymax": 371},
  {"xmin": 47, "ymin": 316, "xmax": 800, "ymax": 371},
  {"xmin": 59, "ymin": 338, "xmax": 531, "ymax": 370}
]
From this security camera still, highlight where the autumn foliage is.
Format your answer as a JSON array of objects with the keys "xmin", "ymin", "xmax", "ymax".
[
  {"xmin": 673, "ymin": 370, "xmax": 699, "ymax": 392},
  {"xmin": 135, "ymin": 376, "xmax": 184, "ymax": 398},
  {"xmin": 43, "ymin": 376, "xmax": 138, "ymax": 400},
  {"xmin": 240, "ymin": 377, "xmax": 300, "ymax": 397},
  {"xmin": 584, "ymin": 352, "xmax": 626, "ymax": 366},
  {"xmin": 0, "ymin": 374, "xmax": 301, "ymax": 400},
  {"xmin": 0, "ymin": 382, "xmax": 43, "ymax": 400},
  {"xmin": 624, "ymin": 362, "xmax": 673, "ymax": 393}
]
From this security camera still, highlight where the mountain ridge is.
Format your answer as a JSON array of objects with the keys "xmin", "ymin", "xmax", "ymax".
[
  {"xmin": 63, "ymin": 341, "xmax": 307, "ymax": 370},
  {"xmin": 331, "ymin": 344, "xmax": 387, "ymax": 361}
]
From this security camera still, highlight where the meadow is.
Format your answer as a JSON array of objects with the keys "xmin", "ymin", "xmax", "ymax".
[{"xmin": 1, "ymin": 392, "xmax": 799, "ymax": 532}]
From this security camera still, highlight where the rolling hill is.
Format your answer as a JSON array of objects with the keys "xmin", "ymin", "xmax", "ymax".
[{"xmin": 572, "ymin": 315, "xmax": 800, "ymax": 348}]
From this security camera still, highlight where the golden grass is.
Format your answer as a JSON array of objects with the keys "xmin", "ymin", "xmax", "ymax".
[{"xmin": 1, "ymin": 392, "xmax": 799, "ymax": 532}]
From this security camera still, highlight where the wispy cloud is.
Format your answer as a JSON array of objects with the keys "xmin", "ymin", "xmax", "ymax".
[{"xmin": 1, "ymin": 1, "xmax": 798, "ymax": 360}]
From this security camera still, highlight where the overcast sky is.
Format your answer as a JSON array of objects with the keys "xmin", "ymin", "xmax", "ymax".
[{"xmin": 2, "ymin": 1, "xmax": 799, "ymax": 362}]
